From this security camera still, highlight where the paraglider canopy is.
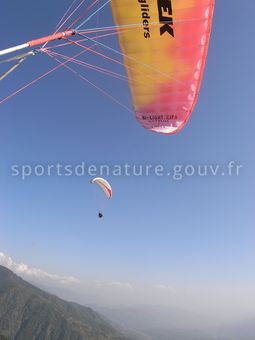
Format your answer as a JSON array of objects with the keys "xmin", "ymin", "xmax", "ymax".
[
  {"xmin": 0, "ymin": 0, "xmax": 215, "ymax": 134},
  {"xmin": 91, "ymin": 177, "xmax": 112, "ymax": 200}
]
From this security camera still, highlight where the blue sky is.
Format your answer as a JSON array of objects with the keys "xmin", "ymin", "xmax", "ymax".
[{"xmin": 0, "ymin": 0, "xmax": 254, "ymax": 313}]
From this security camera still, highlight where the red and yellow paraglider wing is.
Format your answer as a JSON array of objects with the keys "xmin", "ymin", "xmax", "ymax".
[{"xmin": 111, "ymin": 0, "xmax": 215, "ymax": 134}]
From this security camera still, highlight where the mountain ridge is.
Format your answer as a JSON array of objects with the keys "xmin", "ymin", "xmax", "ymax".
[{"xmin": 0, "ymin": 265, "xmax": 130, "ymax": 340}]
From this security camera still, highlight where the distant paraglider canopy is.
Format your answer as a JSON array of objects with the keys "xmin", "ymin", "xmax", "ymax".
[
  {"xmin": 91, "ymin": 177, "xmax": 112, "ymax": 200},
  {"xmin": 0, "ymin": 0, "xmax": 215, "ymax": 134}
]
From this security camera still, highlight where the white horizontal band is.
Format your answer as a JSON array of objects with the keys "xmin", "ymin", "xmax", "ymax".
[{"xmin": 0, "ymin": 43, "xmax": 29, "ymax": 57}]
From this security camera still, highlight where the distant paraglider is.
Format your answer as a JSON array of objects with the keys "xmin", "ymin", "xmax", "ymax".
[{"xmin": 91, "ymin": 177, "xmax": 112, "ymax": 219}]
